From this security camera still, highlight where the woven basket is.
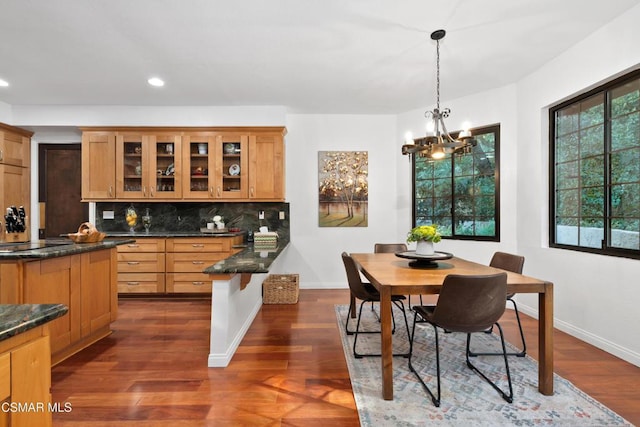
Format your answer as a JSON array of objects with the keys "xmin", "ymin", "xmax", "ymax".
[
  {"xmin": 263, "ymin": 274, "xmax": 299, "ymax": 304},
  {"xmin": 68, "ymin": 222, "xmax": 106, "ymax": 243}
]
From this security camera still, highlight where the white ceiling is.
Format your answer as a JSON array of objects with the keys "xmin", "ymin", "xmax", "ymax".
[{"xmin": 0, "ymin": 0, "xmax": 637, "ymax": 114}]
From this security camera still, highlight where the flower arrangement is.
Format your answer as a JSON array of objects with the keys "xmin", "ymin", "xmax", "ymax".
[{"xmin": 406, "ymin": 225, "xmax": 442, "ymax": 243}]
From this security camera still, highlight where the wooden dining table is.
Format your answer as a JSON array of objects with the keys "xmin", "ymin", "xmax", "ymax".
[{"xmin": 350, "ymin": 252, "xmax": 554, "ymax": 401}]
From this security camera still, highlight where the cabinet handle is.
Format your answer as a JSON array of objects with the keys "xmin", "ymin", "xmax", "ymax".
[
  {"xmin": 250, "ymin": 187, "xmax": 254, "ymax": 197},
  {"xmin": 109, "ymin": 186, "xmax": 113, "ymax": 197},
  {"xmin": 127, "ymin": 244, "xmax": 140, "ymax": 248},
  {"xmin": 127, "ymin": 261, "xmax": 140, "ymax": 265},
  {"xmin": 150, "ymin": 186, "xmax": 155, "ymax": 197},
  {"xmin": 192, "ymin": 281, "xmax": 205, "ymax": 286},
  {"xmin": 209, "ymin": 187, "xmax": 214, "ymax": 197},
  {"xmin": 217, "ymin": 187, "xmax": 221, "ymax": 197},
  {"xmin": 192, "ymin": 261, "xmax": 205, "ymax": 265},
  {"xmin": 192, "ymin": 244, "xmax": 205, "ymax": 248},
  {"xmin": 0, "ymin": 149, "xmax": 3, "ymax": 161},
  {"xmin": 143, "ymin": 186, "xmax": 147, "ymax": 197},
  {"xmin": 126, "ymin": 282, "xmax": 140, "ymax": 286}
]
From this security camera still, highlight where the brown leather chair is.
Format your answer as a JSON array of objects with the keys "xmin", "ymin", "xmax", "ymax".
[
  {"xmin": 408, "ymin": 273, "xmax": 513, "ymax": 407},
  {"xmin": 373, "ymin": 243, "xmax": 424, "ymax": 306},
  {"xmin": 469, "ymin": 251, "xmax": 526, "ymax": 358},
  {"xmin": 373, "ymin": 243, "xmax": 407, "ymax": 253},
  {"xmin": 342, "ymin": 252, "xmax": 410, "ymax": 358}
]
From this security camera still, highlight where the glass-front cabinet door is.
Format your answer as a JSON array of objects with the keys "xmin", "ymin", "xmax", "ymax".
[
  {"xmin": 216, "ymin": 135, "xmax": 248, "ymax": 199},
  {"xmin": 149, "ymin": 134, "xmax": 181, "ymax": 199},
  {"xmin": 183, "ymin": 134, "xmax": 216, "ymax": 199},
  {"xmin": 116, "ymin": 133, "xmax": 146, "ymax": 199}
]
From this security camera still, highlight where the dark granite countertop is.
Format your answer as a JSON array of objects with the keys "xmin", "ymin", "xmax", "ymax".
[
  {"xmin": 204, "ymin": 238, "xmax": 290, "ymax": 274},
  {"xmin": 0, "ymin": 304, "xmax": 69, "ymax": 342},
  {"xmin": 0, "ymin": 238, "xmax": 135, "ymax": 260},
  {"xmin": 105, "ymin": 231, "xmax": 244, "ymax": 238}
]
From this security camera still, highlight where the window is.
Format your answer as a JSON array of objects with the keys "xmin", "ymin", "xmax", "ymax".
[
  {"xmin": 550, "ymin": 69, "xmax": 640, "ymax": 258},
  {"xmin": 413, "ymin": 124, "xmax": 500, "ymax": 241}
]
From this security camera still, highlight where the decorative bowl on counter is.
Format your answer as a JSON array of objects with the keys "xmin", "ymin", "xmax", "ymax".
[{"xmin": 68, "ymin": 222, "xmax": 106, "ymax": 243}]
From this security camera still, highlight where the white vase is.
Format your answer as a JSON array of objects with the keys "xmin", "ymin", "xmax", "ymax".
[{"xmin": 415, "ymin": 240, "xmax": 435, "ymax": 256}]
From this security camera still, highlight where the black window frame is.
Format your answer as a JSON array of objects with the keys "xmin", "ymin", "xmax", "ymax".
[
  {"xmin": 549, "ymin": 68, "xmax": 640, "ymax": 260},
  {"xmin": 412, "ymin": 123, "xmax": 501, "ymax": 242}
]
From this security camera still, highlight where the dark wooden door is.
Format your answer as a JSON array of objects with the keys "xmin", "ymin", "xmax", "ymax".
[{"xmin": 39, "ymin": 144, "xmax": 88, "ymax": 238}]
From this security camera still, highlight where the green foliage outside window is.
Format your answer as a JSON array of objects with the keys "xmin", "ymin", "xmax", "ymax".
[
  {"xmin": 413, "ymin": 124, "xmax": 500, "ymax": 241},
  {"xmin": 551, "ymin": 70, "xmax": 640, "ymax": 257}
]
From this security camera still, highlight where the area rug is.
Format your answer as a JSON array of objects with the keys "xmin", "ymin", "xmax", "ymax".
[{"xmin": 335, "ymin": 304, "xmax": 633, "ymax": 427}]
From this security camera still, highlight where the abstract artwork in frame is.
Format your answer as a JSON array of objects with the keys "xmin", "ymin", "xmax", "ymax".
[{"xmin": 318, "ymin": 151, "xmax": 368, "ymax": 227}]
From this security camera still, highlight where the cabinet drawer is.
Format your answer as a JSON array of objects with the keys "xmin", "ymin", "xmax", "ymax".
[
  {"xmin": 0, "ymin": 352, "xmax": 9, "ymax": 401},
  {"xmin": 166, "ymin": 237, "xmax": 232, "ymax": 253},
  {"xmin": 166, "ymin": 252, "xmax": 225, "ymax": 273},
  {"xmin": 117, "ymin": 273, "xmax": 165, "ymax": 293},
  {"xmin": 117, "ymin": 253, "xmax": 165, "ymax": 272},
  {"xmin": 166, "ymin": 273, "xmax": 212, "ymax": 293},
  {"xmin": 118, "ymin": 239, "xmax": 166, "ymax": 253}
]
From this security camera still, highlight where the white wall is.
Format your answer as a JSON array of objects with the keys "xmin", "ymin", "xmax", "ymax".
[
  {"xmin": 395, "ymin": 84, "xmax": 519, "ymax": 263},
  {"xmin": 515, "ymin": 5, "xmax": 640, "ymax": 365},
  {"xmin": 280, "ymin": 114, "xmax": 397, "ymax": 288},
  {"xmin": 0, "ymin": 101, "xmax": 11, "ymax": 123}
]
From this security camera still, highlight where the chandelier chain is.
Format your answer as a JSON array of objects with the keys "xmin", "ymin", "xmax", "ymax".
[{"xmin": 435, "ymin": 37, "xmax": 440, "ymax": 110}]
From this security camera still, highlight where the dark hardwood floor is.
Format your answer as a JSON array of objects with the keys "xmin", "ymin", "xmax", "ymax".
[{"xmin": 51, "ymin": 290, "xmax": 640, "ymax": 426}]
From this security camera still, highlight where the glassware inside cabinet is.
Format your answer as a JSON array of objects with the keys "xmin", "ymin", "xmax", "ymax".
[
  {"xmin": 123, "ymin": 141, "xmax": 143, "ymax": 194},
  {"xmin": 189, "ymin": 140, "xmax": 209, "ymax": 193},
  {"xmin": 155, "ymin": 140, "xmax": 176, "ymax": 193}
]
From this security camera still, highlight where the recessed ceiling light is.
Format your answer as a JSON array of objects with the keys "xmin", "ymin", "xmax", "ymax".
[
  {"xmin": 147, "ymin": 77, "xmax": 165, "ymax": 87},
  {"xmin": 0, "ymin": 79, "xmax": 8, "ymax": 87}
]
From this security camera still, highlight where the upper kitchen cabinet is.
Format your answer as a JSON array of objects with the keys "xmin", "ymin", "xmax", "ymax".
[
  {"xmin": 216, "ymin": 134, "xmax": 249, "ymax": 199},
  {"xmin": 115, "ymin": 132, "xmax": 182, "ymax": 199},
  {"xmin": 81, "ymin": 131, "xmax": 116, "ymax": 199},
  {"xmin": 182, "ymin": 134, "xmax": 216, "ymax": 199},
  {"xmin": 249, "ymin": 132, "xmax": 285, "ymax": 200},
  {"xmin": 81, "ymin": 127, "xmax": 286, "ymax": 202},
  {"xmin": 0, "ymin": 123, "xmax": 32, "ymax": 243},
  {"xmin": 0, "ymin": 122, "xmax": 32, "ymax": 168},
  {"xmin": 182, "ymin": 133, "xmax": 249, "ymax": 199}
]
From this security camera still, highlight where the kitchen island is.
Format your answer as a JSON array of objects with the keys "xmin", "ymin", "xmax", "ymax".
[
  {"xmin": 0, "ymin": 303, "xmax": 68, "ymax": 426},
  {"xmin": 0, "ymin": 239, "xmax": 130, "ymax": 364},
  {"xmin": 203, "ymin": 238, "xmax": 290, "ymax": 367}
]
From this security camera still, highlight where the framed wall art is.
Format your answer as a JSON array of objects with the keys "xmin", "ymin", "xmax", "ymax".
[{"xmin": 318, "ymin": 151, "xmax": 368, "ymax": 227}]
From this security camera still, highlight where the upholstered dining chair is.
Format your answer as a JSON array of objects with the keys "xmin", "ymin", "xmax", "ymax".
[
  {"xmin": 342, "ymin": 252, "xmax": 411, "ymax": 358},
  {"xmin": 408, "ymin": 272, "xmax": 513, "ymax": 407},
  {"xmin": 373, "ymin": 243, "xmax": 424, "ymax": 307},
  {"xmin": 468, "ymin": 251, "xmax": 526, "ymax": 358}
]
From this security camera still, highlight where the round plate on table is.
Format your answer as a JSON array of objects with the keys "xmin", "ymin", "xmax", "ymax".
[{"xmin": 395, "ymin": 250, "xmax": 453, "ymax": 268}]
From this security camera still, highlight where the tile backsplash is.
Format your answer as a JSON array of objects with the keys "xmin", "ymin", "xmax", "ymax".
[{"xmin": 95, "ymin": 202, "xmax": 290, "ymax": 239}]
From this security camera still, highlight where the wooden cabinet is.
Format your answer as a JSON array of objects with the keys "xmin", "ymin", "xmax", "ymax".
[
  {"xmin": 117, "ymin": 238, "xmax": 166, "ymax": 294},
  {"xmin": 82, "ymin": 127, "xmax": 285, "ymax": 202},
  {"xmin": 0, "ymin": 123, "xmax": 31, "ymax": 243},
  {"xmin": 6, "ymin": 248, "xmax": 118, "ymax": 365},
  {"xmin": 182, "ymin": 134, "xmax": 216, "ymax": 199},
  {"xmin": 166, "ymin": 237, "xmax": 242, "ymax": 294},
  {"xmin": 115, "ymin": 132, "xmax": 182, "ymax": 199},
  {"xmin": 0, "ymin": 329, "xmax": 52, "ymax": 427},
  {"xmin": 81, "ymin": 131, "xmax": 116, "ymax": 199},
  {"xmin": 249, "ymin": 133, "xmax": 285, "ymax": 200},
  {"xmin": 117, "ymin": 236, "xmax": 241, "ymax": 295},
  {"xmin": 0, "ymin": 164, "xmax": 29, "ymax": 243},
  {"xmin": 0, "ymin": 122, "xmax": 31, "ymax": 168}
]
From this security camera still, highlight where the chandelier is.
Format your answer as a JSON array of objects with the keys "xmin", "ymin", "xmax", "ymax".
[{"xmin": 402, "ymin": 29, "xmax": 475, "ymax": 160}]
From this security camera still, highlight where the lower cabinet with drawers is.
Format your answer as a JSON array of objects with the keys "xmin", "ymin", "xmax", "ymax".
[{"xmin": 117, "ymin": 236, "xmax": 242, "ymax": 295}]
